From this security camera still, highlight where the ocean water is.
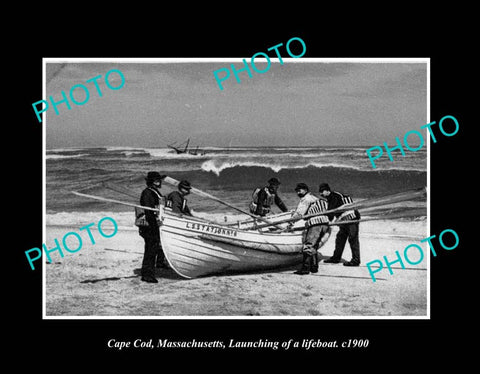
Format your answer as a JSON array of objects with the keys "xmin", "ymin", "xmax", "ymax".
[{"xmin": 45, "ymin": 146, "xmax": 427, "ymax": 227}]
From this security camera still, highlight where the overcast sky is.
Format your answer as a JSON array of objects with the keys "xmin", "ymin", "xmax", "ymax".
[{"xmin": 45, "ymin": 60, "xmax": 427, "ymax": 149}]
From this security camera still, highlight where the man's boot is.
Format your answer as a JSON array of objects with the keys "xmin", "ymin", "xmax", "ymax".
[
  {"xmin": 295, "ymin": 253, "xmax": 311, "ymax": 275},
  {"xmin": 310, "ymin": 253, "xmax": 318, "ymax": 273},
  {"xmin": 323, "ymin": 256, "xmax": 341, "ymax": 264}
]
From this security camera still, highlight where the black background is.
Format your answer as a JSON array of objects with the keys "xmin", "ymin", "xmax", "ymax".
[{"xmin": 12, "ymin": 10, "xmax": 471, "ymax": 368}]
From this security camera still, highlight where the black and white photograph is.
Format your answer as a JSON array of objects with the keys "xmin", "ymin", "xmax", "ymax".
[
  {"xmin": 13, "ymin": 20, "xmax": 471, "ymax": 364},
  {"xmin": 42, "ymin": 58, "xmax": 429, "ymax": 318}
]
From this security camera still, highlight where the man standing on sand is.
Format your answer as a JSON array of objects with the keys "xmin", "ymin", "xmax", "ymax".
[
  {"xmin": 249, "ymin": 177, "xmax": 288, "ymax": 217},
  {"xmin": 291, "ymin": 183, "xmax": 331, "ymax": 275},
  {"xmin": 319, "ymin": 183, "xmax": 361, "ymax": 267},
  {"xmin": 138, "ymin": 171, "xmax": 168, "ymax": 284}
]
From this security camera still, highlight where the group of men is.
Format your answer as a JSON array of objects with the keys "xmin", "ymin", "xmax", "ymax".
[
  {"xmin": 256, "ymin": 178, "xmax": 361, "ymax": 276},
  {"xmin": 137, "ymin": 171, "xmax": 361, "ymax": 283}
]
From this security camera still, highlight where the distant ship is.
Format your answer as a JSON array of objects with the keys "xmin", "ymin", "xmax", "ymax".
[{"xmin": 167, "ymin": 138, "xmax": 207, "ymax": 156}]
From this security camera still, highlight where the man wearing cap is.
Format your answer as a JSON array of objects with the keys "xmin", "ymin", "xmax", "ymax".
[
  {"xmin": 250, "ymin": 177, "xmax": 288, "ymax": 217},
  {"xmin": 139, "ymin": 171, "xmax": 167, "ymax": 283},
  {"xmin": 291, "ymin": 183, "xmax": 331, "ymax": 275},
  {"xmin": 319, "ymin": 183, "xmax": 361, "ymax": 266},
  {"xmin": 166, "ymin": 180, "xmax": 193, "ymax": 216}
]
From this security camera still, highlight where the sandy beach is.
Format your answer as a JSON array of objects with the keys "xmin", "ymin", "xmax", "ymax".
[{"xmin": 44, "ymin": 219, "xmax": 428, "ymax": 318}]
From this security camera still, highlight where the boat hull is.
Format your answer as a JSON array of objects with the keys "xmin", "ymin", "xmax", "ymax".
[{"xmin": 160, "ymin": 211, "xmax": 304, "ymax": 279}]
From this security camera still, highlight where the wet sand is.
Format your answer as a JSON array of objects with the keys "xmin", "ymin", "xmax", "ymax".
[{"xmin": 44, "ymin": 221, "xmax": 428, "ymax": 318}]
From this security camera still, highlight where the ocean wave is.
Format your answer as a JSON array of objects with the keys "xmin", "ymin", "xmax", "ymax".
[
  {"xmin": 104, "ymin": 146, "xmax": 144, "ymax": 154},
  {"xmin": 47, "ymin": 147, "xmax": 87, "ymax": 153},
  {"xmin": 103, "ymin": 146, "xmax": 389, "ymax": 160},
  {"xmin": 46, "ymin": 153, "xmax": 89, "ymax": 160},
  {"xmin": 200, "ymin": 159, "xmax": 425, "ymax": 176},
  {"xmin": 105, "ymin": 146, "xmax": 142, "ymax": 151},
  {"xmin": 140, "ymin": 148, "xmax": 209, "ymax": 159},
  {"xmin": 46, "ymin": 147, "xmax": 426, "ymax": 174}
]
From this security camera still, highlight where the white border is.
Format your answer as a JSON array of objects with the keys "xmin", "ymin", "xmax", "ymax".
[{"xmin": 42, "ymin": 57, "xmax": 431, "ymax": 320}]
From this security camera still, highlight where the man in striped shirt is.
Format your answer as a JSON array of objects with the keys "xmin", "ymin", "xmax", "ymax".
[
  {"xmin": 291, "ymin": 183, "xmax": 331, "ymax": 275},
  {"xmin": 319, "ymin": 183, "xmax": 361, "ymax": 266}
]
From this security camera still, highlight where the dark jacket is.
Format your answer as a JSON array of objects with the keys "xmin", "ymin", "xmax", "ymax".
[
  {"xmin": 140, "ymin": 187, "xmax": 163, "ymax": 228},
  {"xmin": 167, "ymin": 191, "xmax": 192, "ymax": 216},
  {"xmin": 255, "ymin": 187, "xmax": 288, "ymax": 216},
  {"xmin": 325, "ymin": 191, "xmax": 360, "ymax": 221}
]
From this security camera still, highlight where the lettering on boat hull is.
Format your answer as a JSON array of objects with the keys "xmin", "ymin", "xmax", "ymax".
[{"xmin": 185, "ymin": 221, "xmax": 238, "ymax": 237}]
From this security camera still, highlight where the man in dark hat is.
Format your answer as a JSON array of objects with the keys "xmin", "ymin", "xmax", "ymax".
[
  {"xmin": 291, "ymin": 183, "xmax": 331, "ymax": 275},
  {"xmin": 319, "ymin": 183, "xmax": 361, "ymax": 266},
  {"xmin": 166, "ymin": 179, "xmax": 193, "ymax": 216},
  {"xmin": 249, "ymin": 177, "xmax": 288, "ymax": 217},
  {"xmin": 139, "ymin": 171, "xmax": 167, "ymax": 283}
]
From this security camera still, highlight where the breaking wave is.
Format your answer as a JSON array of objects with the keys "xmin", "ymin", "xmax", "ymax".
[
  {"xmin": 200, "ymin": 159, "xmax": 425, "ymax": 176},
  {"xmin": 200, "ymin": 159, "xmax": 367, "ymax": 176}
]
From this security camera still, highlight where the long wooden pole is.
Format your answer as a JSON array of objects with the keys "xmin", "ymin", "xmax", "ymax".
[
  {"xmin": 162, "ymin": 176, "xmax": 279, "ymax": 227},
  {"xmin": 102, "ymin": 182, "xmax": 138, "ymax": 199},
  {"xmin": 328, "ymin": 209, "xmax": 426, "ymax": 226},
  {"xmin": 90, "ymin": 184, "xmax": 223, "ymax": 226},
  {"xmin": 104, "ymin": 178, "xmax": 279, "ymax": 228},
  {"xmin": 71, "ymin": 191, "xmax": 160, "ymax": 212}
]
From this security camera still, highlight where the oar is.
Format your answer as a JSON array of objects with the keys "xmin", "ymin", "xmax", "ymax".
[
  {"xmin": 104, "ymin": 179, "xmax": 263, "ymax": 223},
  {"xmin": 329, "ymin": 208, "xmax": 426, "ymax": 226},
  {"xmin": 72, "ymin": 190, "xmax": 228, "ymax": 226},
  {"xmin": 104, "ymin": 177, "xmax": 279, "ymax": 228},
  {"xmin": 162, "ymin": 176, "xmax": 280, "ymax": 228},
  {"xmin": 245, "ymin": 187, "xmax": 427, "ymax": 230},
  {"xmin": 102, "ymin": 181, "xmax": 138, "ymax": 199},
  {"xmin": 71, "ymin": 191, "xmax": 160, "ymax": 212},
  {"xmin": 103, "ymin": 180, "xmax": 265, "ymax": 224},
  {"xmin": 284, "ymin": 207, "xmax": 425, "ymax": 230},
  {"xmin": 102, "ymin": 181, "xmax": 221, "ymax": 225}
]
